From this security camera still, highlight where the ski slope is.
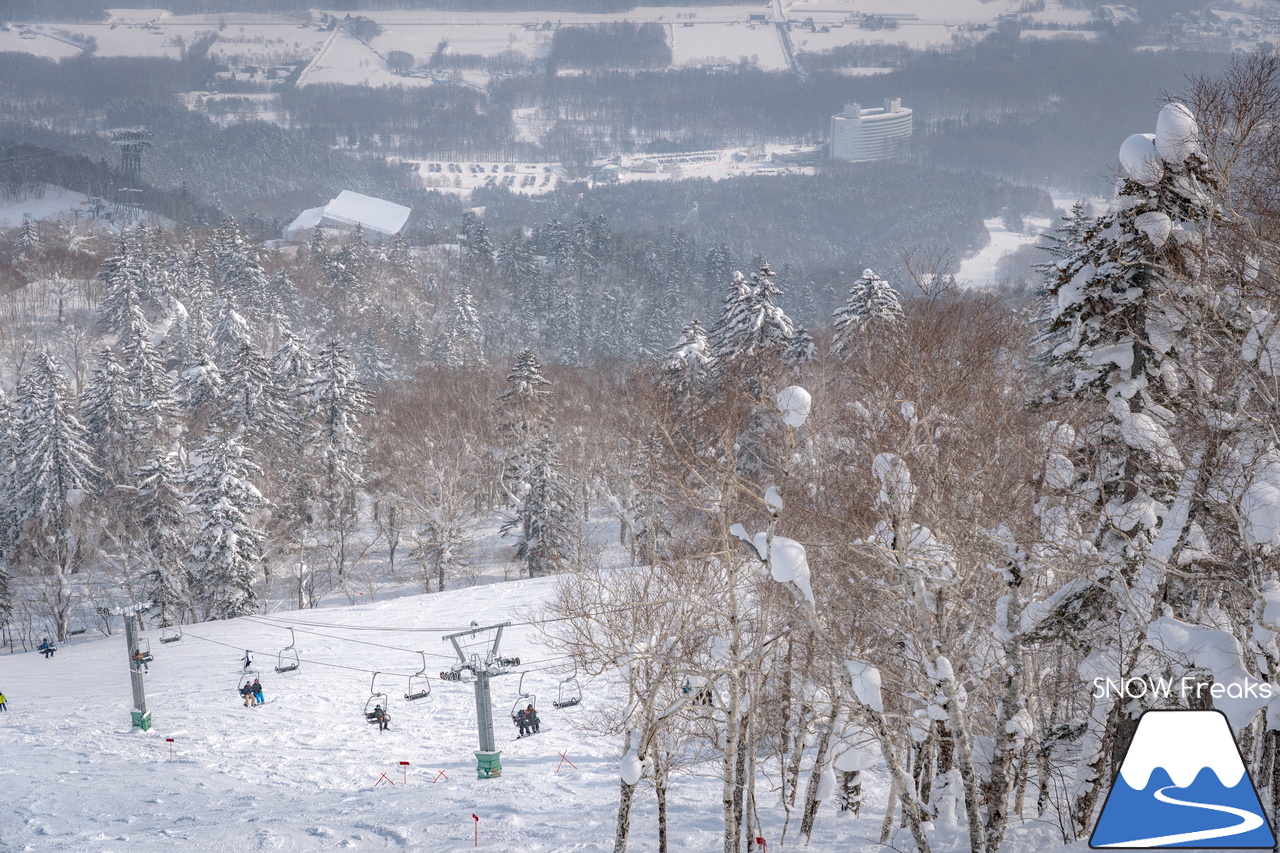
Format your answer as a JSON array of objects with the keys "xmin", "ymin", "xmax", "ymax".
[{"xmin": 2, "ymin": 572, "xmax": 1092, "ymax": 851}]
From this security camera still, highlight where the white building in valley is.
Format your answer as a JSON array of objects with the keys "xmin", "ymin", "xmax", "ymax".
[
  {"xmin": 284, "ymin": 190, "xmax": 411, "ymax": 243},
  {"xmin": 829, "ymin": 98, "xmax": 913, "ymax": 162}
]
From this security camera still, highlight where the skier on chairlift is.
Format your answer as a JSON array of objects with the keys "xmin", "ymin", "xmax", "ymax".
[{"xmin": 371, "ymin": 704, "xmax": 390, "ymax": 731}]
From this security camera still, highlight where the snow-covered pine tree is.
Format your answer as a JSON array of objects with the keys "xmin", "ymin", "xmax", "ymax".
[
  {"xmin": 308, "ymin": 227, "xmax": 328, "ymax": 265},
  {"xmin": 269, "ymin": 332, "xmax": 314, "ymax": 437},
  {"xmin": 710, "ymin": 261, "xmax": 810, "ymax": 386},
  {"xmin": 12, "ymin": 352, "xmax": 99, "ymax": 640},
  {"xmin": 210, "ymin": 217, "xmax": 270, "ymax": 310},
  {"xmin": 96, "ymin": 229, "xmax": 151, "ymax": 341},
  {"xmin": 501, "ymin": 435, "xmax": 575, "ymax": 578},
  {"xmin": 174, "ymin": 357, "xmax": 224, "ymax": 422},
  {"xmin": 186, "ymin": 433, "xmax": 265, "ymax": 620},
  {"xmin": 664, "ymin": 318, "xmax": 714, "ymax": 398},
  {"xmin": 500, "ymin": 348, "xmax": 553, "ymax": 404},
  {"xmin": 14, "ymin": 218, "xmax": 40, "ymax": 263},
  {"xmin": 461, "ymin": 210, "xmax": 494, "ymax": 270},
  {"xmin": 220, "ymin": 343, "xmax": 289, "ymax": 446},
  {"xmin": 830, "ymin": 269, "xmax": 903, "ymax": 357},
  {"xmin": 134, "ymin": 450, "xmax": 190, "ymax": 627},
  {"xmin": 80, "ymin": 349, "xmax": 137, "ymax": 490},
  {"xmin": 355, "ymin": 329, "xmax": 396, "ymax": 386},
  {"xmin": 439, "ymin": 282, "xmax": 484, "ymax": 368},
  {"xmin": 120, "ymin": 330, "xmax": 176, "ymax": 444},
  {"xmin": 304, "ymin": 340, "xmax": 371, "ymax": 579},
  {"xmin": 209, "ymin": 299, "xmax": 253, "ymax": 370}
]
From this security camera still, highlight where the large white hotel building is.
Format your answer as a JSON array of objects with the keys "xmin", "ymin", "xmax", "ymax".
[{"xmin": 829, "ymin": 98, "xmax": 913, "ymax": 162}]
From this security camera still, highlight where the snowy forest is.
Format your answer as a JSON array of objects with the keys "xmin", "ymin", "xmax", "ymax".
[{"xmin": 8, "ymin": 38, "xmax": 1280, "ymax": 853}]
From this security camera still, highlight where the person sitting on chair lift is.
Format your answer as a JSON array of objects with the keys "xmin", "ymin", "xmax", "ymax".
[
  {"xmin": 371, "ymin": 704, "xmax": 390, "ymax": 731},
  {"xmin": 132, "ymin": 649, "xmax": 149, "ymax": 673},
  {"xmin": 524, "ymin": 704, "xmax": 540, "ymax": 734},
  {"xmin": 39, "ymin": 638, "xmax": 55, "ymax": 659}
]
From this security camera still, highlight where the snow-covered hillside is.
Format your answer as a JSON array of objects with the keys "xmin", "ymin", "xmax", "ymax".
[{"xmin": 1, "ymin": 571, "xmax": 1093, "ymax": 852}]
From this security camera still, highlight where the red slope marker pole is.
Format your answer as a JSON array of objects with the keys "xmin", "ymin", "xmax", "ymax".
[
  {"xmin": 375, "ymin": 772, "xmax": 395, "ymax": 786},
  {"xmin": 166, "ymin": 738, "xmax": 174, "ymax": 759},
  {"xmin": 472, "ymin": 814, "xmax": 479, "ymax": 847},
  {"xmin": 433, "ymin": 770, "xmax": 449, "ymax": 783},
  {"xmin": 400, "ymin": 761, "xmax": 410, "ymax": 784},
  {"xmin": 556, "ymin": 751, "xmax": 578, "ymax": 774},
  {"xmin": 756, "ymin": 838, "xmax": 766, "ymax": 853}
]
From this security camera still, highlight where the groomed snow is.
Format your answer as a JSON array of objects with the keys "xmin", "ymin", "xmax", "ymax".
[{"xmin": 0, "ymin": 572, "xmax": 989, "ymax": 852}]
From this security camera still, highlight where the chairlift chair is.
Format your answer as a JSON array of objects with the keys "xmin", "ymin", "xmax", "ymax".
[
  {"xmin": 510, "ymin": 671, "xmax": 536, "ymax": 720},
  {"xmin": 553, "ymin": 659, "xmax": 582, "ymax": 710},
  {"xmin": 135, "ymin": 638, "xmax": 154, "ymax": 664},
  {"xmin": 237, "ymin": 670, "xmax": 259, "ymax": 692},
  {"xmin": 275, "ymin": 627, "xmax": 300, "ymax": 675},
  {"xmin": 159, "ymin": 625, "xmax": 183, "ymax": 645},
  {"xmin": 364, "ymin": 672, "xmax": 390, "ymax": 722},
  {"xmin": 405, "ymin": 652, "xmax": 431, "ymax": 702}
]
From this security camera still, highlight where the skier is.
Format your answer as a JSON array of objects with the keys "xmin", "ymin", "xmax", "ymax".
[
  {"xmin": 242, "ymin": 650, "xmax": 252, "ymax": 670},
  {"xmin": 371, "ymin": 704, "xmax": 390, "ymax": 732},
  {"xmin": 0, "ymin": 690, "xmax": 6, "ymax": 711},
  {"xmin": 39, "ymin": 639, "xmax": 55, "ymax": 658},
  {"xmin": 252, "ymin": 679, "xmax": 264, "ymax": 705}
]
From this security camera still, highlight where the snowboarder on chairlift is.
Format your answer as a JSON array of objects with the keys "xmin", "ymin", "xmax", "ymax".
[
  {"xmin": 372, "ymin": 704, "xmax": 390, "ymax": 731},
  {"xmin": 252, "ymin": 679, "xmax": 264, "ymax": 705},
  {"xmin": 514, "ymin": 706, "xmax": 528, "ymax": 736},
  {"xmin": 524, "ymin": 704, "xmax": 540, "ymax": 734},
  {"xmin": 132, "ymin": 649, "xmax": 149, "ymax": 673},
  {"xmin": 240, "ymin": 682, "xmax": 255, "ymax": 708},
  {"xmin": 39, "ymin": 638, "xmax": 55, "ymax": 658}
]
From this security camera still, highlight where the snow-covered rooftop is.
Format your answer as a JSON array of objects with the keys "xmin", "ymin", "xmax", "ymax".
[{"xmin": 284, "ymin": 190, "xmax": 411, "ymax": 241}]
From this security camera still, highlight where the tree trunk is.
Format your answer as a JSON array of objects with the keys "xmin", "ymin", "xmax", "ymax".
[
  {"xmin": 801, "ymin": 703, "xmax": 843, "ymax": 843},
  {"xmin": 657, "ymin": 758, "xmax": 668, "ymax": 853},
  {"xmin": 615, "ymin": 730, "xmax": 637, "ymax": 853}
]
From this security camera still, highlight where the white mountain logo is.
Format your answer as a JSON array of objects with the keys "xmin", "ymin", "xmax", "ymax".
[{"xmin": 1091, "ymin": 710, "xmax": 1275, "ymax": 848}]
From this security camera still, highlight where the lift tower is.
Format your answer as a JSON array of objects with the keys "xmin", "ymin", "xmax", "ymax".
[
  {"xmin": 109, "ymin": 128, "xmax": 151, "ymax": 225},
  {"xmin": 441, "ymin": 621, "xmax": 519, "ymax": 778}
]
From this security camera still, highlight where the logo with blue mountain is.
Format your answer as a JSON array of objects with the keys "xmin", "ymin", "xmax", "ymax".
[{"xmin": 1091, "ymin": 710, "xmax": 1275, "ymax": 848}]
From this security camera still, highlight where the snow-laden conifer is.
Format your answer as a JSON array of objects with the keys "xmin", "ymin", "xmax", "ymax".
[
  {"xmin": 830, "ymin": 269, "xmax": 902, "ymax": 357},
  {"xmin": 186, "ymin": 433, "xmax": 264, "ymax": 620}
]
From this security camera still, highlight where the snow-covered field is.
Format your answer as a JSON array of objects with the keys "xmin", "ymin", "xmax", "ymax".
[
  {"xmin": 0, "ymin": 575, "xmax": 838, "ymax": 851},
  {"xmin": 15, "ymin": 0, "xmax": 1263, "ymax": 75},
  {"xmin": 1, "ymin": 568, "xmax": 1094, "ymax": 852}
]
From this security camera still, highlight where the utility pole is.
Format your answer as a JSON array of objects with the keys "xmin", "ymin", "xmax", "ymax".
[
  {"xmin": 120, "ymin": 602, "xmax": 151, "ymax": 731},
  {"xmin": 441, "ymin": 621, "xmax": 519, "ymax": 779}
]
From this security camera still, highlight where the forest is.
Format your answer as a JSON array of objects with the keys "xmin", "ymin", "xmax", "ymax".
[{"xmin": 2, "ymin": 53, "xmax": 1280, "ymax": 853}]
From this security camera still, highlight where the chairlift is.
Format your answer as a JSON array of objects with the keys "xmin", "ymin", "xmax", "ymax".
[
  {"xmin": 681, "ymin": 675, "xmax": 716, "ymax": 707},
  {"xmin": 159, "ymin": 625, "xmax": 183, "ymax": 645},
  {"xmin": 237, "ymin": 669, "xmax": 259, "ymax": 692},
  {"xmin": 553, "ymin": 659, "xmax": 582, "ymax": 710},
  {"xmin": 364, "ymin": 671, "xmax": 389, "ymax": 722},
  {"xmin": 510, "ymin": 671, "xmax": 536, "ymax": 720},
  {"xmin": 405, "ymin": 652, "xmax": 431, "ymax": 702},
  {"xmin": 275, "ymin": 627, "xmax": 300, "ymax": 675},
  {"xmin": 135, "ymin": 638, "xmax": 154, "ymax": 664}
]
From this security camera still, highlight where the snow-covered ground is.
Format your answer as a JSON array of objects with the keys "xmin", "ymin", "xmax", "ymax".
[
  {"xmin": 0, "ymin": 185, "xmax": 174, "ymax": 232},
  {"xmin": 957, "ymin": 191, "xmax": 1103, "ymax": 289},
  {"xmin": 16, "ymin": 0, "xmax": 1265, "ymax": 74},
  {"xmin": 2, "ymin": 567, "xmax": 1093, "ymax": 852}
]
